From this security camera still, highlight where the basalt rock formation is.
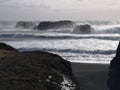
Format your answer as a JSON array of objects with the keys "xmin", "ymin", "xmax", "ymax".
[
  {"xmin": 0, "ymin": 43, "xmax": 17, "ymax": 52},
  {"xmin": 108, "ymin": 42, "xmax": 120, "ymax": 90},
  {"xmin": 37, "ymin": 20, "xmax": 75, "ymax": 30},
  {"xmin": 0, "ymin": 43, "xmax": 81, "ymax": 90},
  {"xmin": 73, "ymin": 24, "xmax": 92, "ymax": 34},
  {"xmin": 16, "ymin": 21, "xmax": 36, "ymax": 29}
]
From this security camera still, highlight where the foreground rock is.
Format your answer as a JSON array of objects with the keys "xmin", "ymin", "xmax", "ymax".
[
  {"xmin": 16, "ymin": 21, "xmax": 36, "ymax": 29},
  {"xmin": 0, "ymin": 43, "xmax": 81, "ymax": 90},
  {"xmin": 108, "ymin": 42, "xmax": 120, "ymax": 90},
  {"xmin": 0, "ymin": 43, "xmax": 17, "ymax": 52},
  {"xmin": 73, "ymin": 24, "xmax": 92, "ymax": 34},
  {"xmin": 37, "ymin": 20, "xmax": 75, "ymax": 30}
]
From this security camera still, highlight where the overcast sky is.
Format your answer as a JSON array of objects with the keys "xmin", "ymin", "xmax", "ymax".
[{"xmin": 0, "ymin": 0, "xmax": 120, "ymax": 21}]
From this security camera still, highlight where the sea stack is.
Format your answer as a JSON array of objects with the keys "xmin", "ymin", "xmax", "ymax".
[
  {"xmin": 73, "ymin": 24, "xmax": 92, "ymax": 34},
  {"xmin": 16, "ymin": 21, "xmax": 36, "ymax": 29},
  {"xmin": 108, "ymin": 42, "xmax": 120, "ymax": 90},
  {"xmin": 37, "ymin": 20, "xmax": 75, "ymax": 30}
]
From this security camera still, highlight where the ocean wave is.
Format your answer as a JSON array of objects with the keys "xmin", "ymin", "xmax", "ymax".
[
  {"xmin": 0, "ymin": 33, "xmax": 120, "ymax": 41},
  {"xmin": 18, "ymin": 48, "xmax": 115, "ymax": 55}
]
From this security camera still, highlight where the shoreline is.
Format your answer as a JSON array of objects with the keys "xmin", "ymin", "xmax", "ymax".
[
  {"xmin": 71, "ymin": 62, "xmax": 109, "ymax": 90},
  {"xmin": 71, "ymin": 62, "xmax": 109, "ymax": 72}
]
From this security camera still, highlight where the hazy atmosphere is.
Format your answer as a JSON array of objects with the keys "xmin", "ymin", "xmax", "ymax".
[
  {"xmin": 1, "ymin": 1, "xmax": 120, "ymax": 90},
  {"xmin": 0, "ymin": 0, "xmax": 120, "ymax": 21}
]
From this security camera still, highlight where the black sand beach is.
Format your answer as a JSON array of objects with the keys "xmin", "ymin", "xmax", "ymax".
[{"xmin": 71, "ymin": 62, "xmax": 109, "ymax": 90}]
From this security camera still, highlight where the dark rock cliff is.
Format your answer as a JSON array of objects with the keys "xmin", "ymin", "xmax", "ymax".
[
  {"xmin": 108, "ymin": 42, "xmax": 120, "ymax": 90},
  {"xmin": 0, "ymin": 43, "xmax": 17, "ymax": 52},
  {"xmin": 0, "ymin": 43, "xmax": 81, "ymax": 90}
]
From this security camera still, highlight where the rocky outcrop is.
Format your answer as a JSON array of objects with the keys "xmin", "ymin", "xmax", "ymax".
[
  {"xmin": 0, "ymin": 43, "xmax": 81, "ymax": 90},
  {"xmin": 108, "ymin": 42, "xmax": 120, "ymax": 90},
  {"xmin": 16, "ymin": 21, "xmax": 36, "ymax": 29},
  {"xmin": 73, "ymin": 24, "xmax": 92, "ymax": 34},
  {"xmin": 37, "ymin": 20, "xmax": 75, "ymax": 30},
  {"xmin": 0, "ymin": 43, "xmax": 17, "ymax": 52}
]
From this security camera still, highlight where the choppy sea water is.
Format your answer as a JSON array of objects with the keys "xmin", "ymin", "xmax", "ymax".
[{"xmin": 0, "ymin": 21, "xmax": 120, "ymax": 64}]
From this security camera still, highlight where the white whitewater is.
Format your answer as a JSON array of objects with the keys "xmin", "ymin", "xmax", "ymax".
[{"xmin": 0, "ymin": 21, "xmax": 120, "ymax": 64}]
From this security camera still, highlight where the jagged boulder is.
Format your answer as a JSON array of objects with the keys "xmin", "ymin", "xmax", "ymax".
[
  {"xmin": 0, "ymin": 43, "xmax": 81, "ymax": 90},
  {"xmin": 37, "ymin": 20, "xmax": 75, "ymax": 30},
  {"xmin": 73, "ymin": 24, "xmax": 92, "ymax": 34},
  {"xmin": 108, "ymin": 42, "xmax": 120, "ymax": 90},
  {"xmin": 16, "ymin": 21, "xmax": 36, "ymax": 29}
]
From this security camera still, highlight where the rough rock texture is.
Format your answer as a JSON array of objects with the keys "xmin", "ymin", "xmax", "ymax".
[
  {"xmin": 73, "ymin": 24, "xmax": 92, "ymax": 34},
  {"xmin": 0, "ymin": 43, "xmax": 81, "ymax": 90},
  {"xmin": 108, "ymin": 42, "xmax": 120, "ymax": 90},
  {"xmin": 37, "ymin": 20, "xmax": 75, "ymax": 30},
  {"xmin": 16, "ymin": 21, "xmax": 36, "ymax": 29},
  {"xmin": 0, "ymin": 43, "xmax": 17, "ymax": 52}
]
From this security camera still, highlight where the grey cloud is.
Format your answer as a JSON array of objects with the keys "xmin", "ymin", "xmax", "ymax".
[
  {"xmin": 0, "ymin": 0, "xmax": 13, "ymax": 3},
  {"xmin": 0, "ymin": 0, "xmax": 51, "ymax": 9}
]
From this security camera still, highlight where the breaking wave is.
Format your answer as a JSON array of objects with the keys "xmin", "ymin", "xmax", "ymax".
[
  {"xmin": 0, "ymin": 33, "xmax": 120, "ymax": 41},
  {"xmin": 0, "ymin": 21, "xmax": 120, "ymax": 64}
]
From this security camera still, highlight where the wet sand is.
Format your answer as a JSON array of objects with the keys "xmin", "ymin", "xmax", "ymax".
[{"xmin": 71, "ymin": 62, "xmax": 109, "ymax": 90}]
